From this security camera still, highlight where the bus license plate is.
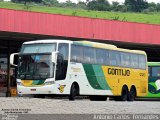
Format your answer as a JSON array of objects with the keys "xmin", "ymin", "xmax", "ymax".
[{"xmin": 30, "ymin": 89, "xmax": 36, "ymax": 91}]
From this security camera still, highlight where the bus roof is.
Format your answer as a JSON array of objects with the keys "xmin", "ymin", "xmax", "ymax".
[
  {"xmin": 148, "ymin": 62, "xmax": 160, "ymax": 66},
  {"xmin": 74, "ymin": 41, "xmax": 117, "ymax": 49},
  {"xmin": 74, "ymin": 41, "xmax": 146, "ymax": 55},
  {"xmin": 23, "ymin": 39, "xmax": 73, "ymax": 44},
  {"xmin": 23, "ymin": 39, "xmax": 146, "ymax": 55}
]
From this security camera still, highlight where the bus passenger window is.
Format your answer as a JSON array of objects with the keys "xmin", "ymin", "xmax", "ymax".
[
  {"xmin": 83, "ymin": 47, "xmax": 95, "ymax": 64},
  {"xmin": 130, "ymin": 54, "xmax": 138, "ymax": 69},
  {"xmin": 121, "ymin": 53, "xmax": 130, "ymax": 68},
  {"xmin": 96, "ymin": 49, "xmax": 107, "ymax": 65},
  {"xmin": 152, "ymin": 67, "xmax": 160, "ymax": 77},
  {"xmin": 109, "ymin": 51, "xmax": 120, "ymax": 66},
  {"xmin": 139, "ymin": 55, "xmax": 146, "ymax": 69},
  {"xmin": 71, "ymin": 45, "xmax": 83, "ymax": 62}
]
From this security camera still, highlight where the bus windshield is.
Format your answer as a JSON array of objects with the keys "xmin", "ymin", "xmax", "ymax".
[
  {"xmin": 17, "ymin": 54, "xmax": 54, "ymax": 80},
  {"xmin": 17, "ymin": 43, "xmax": 56, "ymax": 80}
]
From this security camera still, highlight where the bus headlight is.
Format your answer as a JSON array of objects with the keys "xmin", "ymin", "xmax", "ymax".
[
  {"xmin": 44, "ymin": 81, "xmax": 55, "ymax": 85},
  {"xmin": 17, "ymin": 82, "xmax": 23, "ymax": 86}
]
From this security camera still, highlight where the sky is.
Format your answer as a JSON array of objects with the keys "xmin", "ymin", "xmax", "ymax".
[{"xmin": 58, "ymin": 0, "xmax": 160, "ymax": 4}]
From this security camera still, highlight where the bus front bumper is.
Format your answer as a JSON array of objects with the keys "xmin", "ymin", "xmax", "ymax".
[{"xmin": 17, "ymin": 85, "xmax": 56, "ymax": 95}]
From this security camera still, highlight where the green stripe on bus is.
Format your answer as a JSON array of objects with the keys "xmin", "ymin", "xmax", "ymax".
[
  {"xmin": 92, "ymin": 65, "xmax": 110, "ymax": 90},
  {"xmin": 32, "ymin": 80, "xmax": 45, "ymax": 85},
  {"xmin": 83, "ymin": 64, "xmax": 103, "ymax": 89}
]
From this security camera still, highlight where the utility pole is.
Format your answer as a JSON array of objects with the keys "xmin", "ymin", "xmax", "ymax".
[{"xmin": 6, "ymin": 40, "xmax": 10, "ymax": 97}]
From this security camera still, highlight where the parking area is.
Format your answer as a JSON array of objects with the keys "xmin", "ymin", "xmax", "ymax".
[{"xmin": 0, "ymin": 97, "xmax": 160, "ymax": 114}]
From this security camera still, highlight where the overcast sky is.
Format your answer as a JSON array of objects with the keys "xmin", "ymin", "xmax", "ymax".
[{"xmin": 58, "ymin": 0, "xmax": 160, "ymax": 4}]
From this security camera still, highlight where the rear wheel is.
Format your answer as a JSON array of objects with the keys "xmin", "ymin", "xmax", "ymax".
[
  {"xmin": 115, "ymin": 86, "xmax": 128, "ymax": 101},
  {"xmin": 128, "ymin": 86, "xmax": 136, "ymax": 101},
  {"xmin": 121, "ymin": 86, "xmax": 128, "ymax": 101}
]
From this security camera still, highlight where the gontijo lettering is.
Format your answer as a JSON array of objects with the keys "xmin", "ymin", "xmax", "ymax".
[{"xmin": 108, "ymin": 68, "xmax": 130, "ymax": 76}]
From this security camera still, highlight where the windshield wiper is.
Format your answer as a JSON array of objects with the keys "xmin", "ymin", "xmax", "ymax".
[
  {"xmin": 39, "ymin": 73, "xmax": 48, "ymax": 79},
  {"xmin": 18, "ymin": 74, "xmax": 26, "ymax": 79}
]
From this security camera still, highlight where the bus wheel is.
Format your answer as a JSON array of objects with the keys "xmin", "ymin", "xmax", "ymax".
[
  {"xmin": 128, "ymin": 86, "xmax": 136, "ymax": 101},
  {"xmin": 69, "ymin": 84, "xmax": 77, "ymax": 101},
  {"xmin": 120, "ymin": 86, "xmax": 128, "ymax": 101}
]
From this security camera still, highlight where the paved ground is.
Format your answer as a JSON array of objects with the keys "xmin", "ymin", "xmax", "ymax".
[{"xmin": 0, "ymin": 97, "xmax": 160, "ymax": 114}]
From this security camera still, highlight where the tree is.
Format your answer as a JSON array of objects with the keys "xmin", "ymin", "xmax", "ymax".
[
  {"xmin": 12, "ymin": 0, "xmax": 42, "ymax": 3},
  {"xmin": 87, "ymin": 0, "xmax": 110, "ymax": 11},
  {"xmin": 156, "ymin": 3, "xmax": 160, "ymax": 12},
  {"xmin": 125, "ymin": 0, "xmax": 148, "ymax": 12},
  {"xmin": 77, "ymin": 1, "xmax": 87, "ymax": 9},
  {"xmin": 63, "ymin": 0, "xmax": 77, "ymax": 8},
  {"xmin": 42, "ymin": 0, "xmax": 58, "ymax": 6},
  {"xmin": 111, "ymin": 1, "xmax": 120, "ymax": 11}
]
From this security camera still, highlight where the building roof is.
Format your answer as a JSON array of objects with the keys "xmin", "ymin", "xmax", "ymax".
[{"xmin": 0, "ymin": 8, "xmax": 160, "ymax": 45}]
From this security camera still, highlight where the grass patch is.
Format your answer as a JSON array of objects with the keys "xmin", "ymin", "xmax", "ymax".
[{"xmin": 0, "ymin": 2, "xmax": 160, "ymax": 25}]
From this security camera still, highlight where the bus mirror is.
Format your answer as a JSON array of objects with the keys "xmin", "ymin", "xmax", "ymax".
[
  {"xmin": 51, "ymin": 51, "xmax": 59, "ymax": 63},
  {"xmin": 10, "ymin": 53, "xmax": 19, "ymax": 67}
]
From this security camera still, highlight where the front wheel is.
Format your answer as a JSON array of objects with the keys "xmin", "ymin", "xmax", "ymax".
[{"xmin": 69, "ymin": 84, "xmax": 77, "ymax": 101}]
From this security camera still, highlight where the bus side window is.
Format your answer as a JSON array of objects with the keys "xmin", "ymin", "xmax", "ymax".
[
  {"xmin": 121, "ymin": 52, "xmax": 130, "ymax": 68},
  {"xmin": 152, "ymin": 67, "xmax": 160, "ymax": 77},
  {"xmin": 109, "ymin": 51, "xmax": 120, "ymax": 66},
  {"xmin": 83, "ymin": 47, "xmax": 96, "ymax": 64},
  {"xmin": 139, "ymin": 55, "xmax": 146, "ymax": 70},
  {"xmin": 130, "ymin": 54, "xmax": 138, "ymax": 69},
  {"xmin": 71, "ymin": 45, "xmax": 83, "ymax": 62},
  {"xmin": 96, "ymin": 49, "xmax": 107, "ymax": 65}
]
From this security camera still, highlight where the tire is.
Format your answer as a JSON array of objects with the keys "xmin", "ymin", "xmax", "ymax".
[
  {"xmin": 120, "ymin": 86, "xmax": 128, "ymax": 101},
  {"xmin": 69, "ymin": 84, "xmax": 77, "ymax": 101},
  {"xmin": 128, "ymin": 87, "xmax": 136, "ymax": 101},
  {"xmin": 89, "ymin": 95, "xmax": 107, "ymax": 101}
]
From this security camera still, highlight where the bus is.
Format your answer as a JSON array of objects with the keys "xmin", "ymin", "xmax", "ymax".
[
  {"xmin": 10, "ymin": 40, "xmax": 148, "ymax": 101},
  {"xmin": 147, "ymin": 62, "xmax": 160, "ymax": 98}
]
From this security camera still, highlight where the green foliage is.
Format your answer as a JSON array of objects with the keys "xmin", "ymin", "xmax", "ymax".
[
  {"xmin": 0, "ymin": 2, "xmax": 160, "ymax": 24},
  {"xmin": 72, "ymin": 11, "xmax": 77, "ymax": 16},
  {"xmin": 77, "ymin": 1, "xmax": 87, "ymax": 9},
  {"xmin": 87, "ymin": 0, "xmax": 110, "ymax": 11},
  {"xmin": 42, "ymin": 0, "xmax": 58, "ymax": 6},
  {"xmin": 125, "ymin": 0, "xmax": 148, "ymax": 12},
  {"xmin": 12, "ymin": 0, "xmax": 42, "ymax": 4}
]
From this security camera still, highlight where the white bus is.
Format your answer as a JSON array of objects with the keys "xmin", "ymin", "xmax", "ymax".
[{"xmin": 10, "ymin": 40, "xmax": 148, "ymax": 101}]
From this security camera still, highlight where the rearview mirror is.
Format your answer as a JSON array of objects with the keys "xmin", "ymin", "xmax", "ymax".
[
  {"xmin": 10, "ymin": 53, "xmax": 19, "ymax": 67},
  {"xmin": 51, "ymin": 51, "xmax": 59, "ymax": 63}
]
